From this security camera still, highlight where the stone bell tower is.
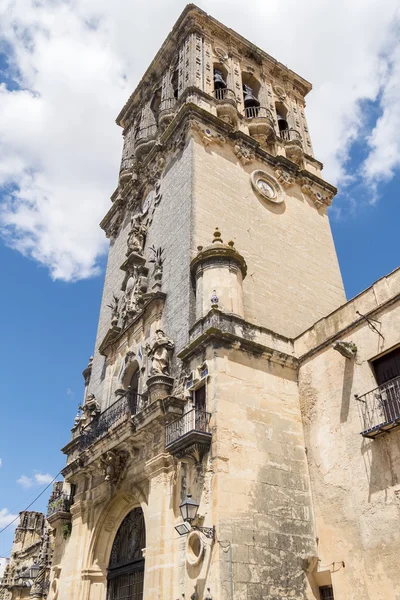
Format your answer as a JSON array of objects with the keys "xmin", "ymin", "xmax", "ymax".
[{"xmin": 54, "ymin": 5, "xmax": 346, "ymax": 600}]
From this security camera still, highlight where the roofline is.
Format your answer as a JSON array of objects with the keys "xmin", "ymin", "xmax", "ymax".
[{"xmin": 116, "ymin": 3, "xmax": 312, "ymax": 127}]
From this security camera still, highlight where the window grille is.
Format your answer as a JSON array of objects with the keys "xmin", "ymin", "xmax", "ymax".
[{"xmin": 319, "ymin": 585, "xmax": 334, "ymax": 600}]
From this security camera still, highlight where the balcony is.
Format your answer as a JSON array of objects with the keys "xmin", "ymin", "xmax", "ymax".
[
  {"xmin": 279, "ymin": 128, "xmax": 304, "ymax": 163},
  {"xmin": 356, "ymin": 375, "xmax": 400, "ymax": 438},
  {"xmin": 212, "ymin": 88, "xmax": 237, "ymax": 125},
  {"xmin": 47, "ymin": 493, "xmax": 72, "ymax": 518},
  {"xmin": 79, "ymin": 392, "xmax": 146, "ymax": 451},
  {"xmin": 245, "ymin": 106, "xmax": 275, "ymax": 140},
  {"xmin": 165, "ymin": 408, "xmax": 211, "ymax": 461}
]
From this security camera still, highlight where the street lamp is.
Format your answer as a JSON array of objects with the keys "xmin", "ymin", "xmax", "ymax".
[
  {"xmin": 175, "ymin": 494, "xmax": 215, "ymax": 540},
  {"xmin": 179, "ymin": 494, "xmax": 199, "ymax": 523}
]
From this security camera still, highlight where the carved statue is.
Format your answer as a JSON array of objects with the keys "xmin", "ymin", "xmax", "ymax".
[
  {"xmin": 148, "ymin": 329, "xmax": 174, "ymax": 376},
  {"xmin": 120, "ymin": 266, "xmax": 148, "ymax": 323},
  {"xmin": 79, "ymin": 393, "xmax": 100, "ymax": 426},
  {"xmin": 99, "ymin": 450, "xmax": 128, "ymax": 484},
  {"xmin": 126, "ymin": 215, "xmax": 147, "ymax": 257}
]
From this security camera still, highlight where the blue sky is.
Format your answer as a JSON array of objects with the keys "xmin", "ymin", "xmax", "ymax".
[{"xmin": 0, "ymin": 0, "xmax": 400, "ymax": 558}]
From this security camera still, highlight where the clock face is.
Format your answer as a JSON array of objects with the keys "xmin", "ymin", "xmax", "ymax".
[
  {"xmin": 250, "ymin": 170, "xmax": 284, "ymax": 205},
  {"xmin": 256, "ymin": 178, "xmax": 276, "ymax": 199}
]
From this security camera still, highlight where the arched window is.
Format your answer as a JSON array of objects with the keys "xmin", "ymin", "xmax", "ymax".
[
  {"xmin": 241, "ymin": 72, "xmax": 261, "ymax": 118},
  {"xmin": 107, "ymin": 508, "xmax": 146, "ymax": 600},
  {"xmin": 275, "ymin": 102, "xmax": 289, "ymax": 134},
  {"xmin": 171, "ymin": 69, "xmax": 179, "ymax": 100},
  {"xmin": 213, "ymin": 63, "xmax": 228, "ymax": 100}
]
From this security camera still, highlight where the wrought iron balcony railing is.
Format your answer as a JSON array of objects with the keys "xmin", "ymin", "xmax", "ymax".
[
  {"xmin": 280, "ymin": 128, "xmax": 302, "ymax": 142},
  {"xmin": 47, "ymin": 493, "xmax": 72, "ymax": 518},
  {"xmin": 166, "ymin": 408, "xmax": 211, "ymax": 447},
  {"xmin": 213, "ymin": 88, "xmax": 237, "ymax": 102},
  {"xmin": 245, "ymin": 106, "xmax": 273, "ymax": 120},
  {"xmin": 356, "ymin": 375, "xmax": 400, "ymax": 438},
  {"xmin": 79, "ymin": 392, "xmax": 145, "ymax": 451}
]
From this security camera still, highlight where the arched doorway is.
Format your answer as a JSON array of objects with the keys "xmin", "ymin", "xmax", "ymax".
[{"xmin": 107, "ymin": 507, "xmax": 146, "ymax": 600}]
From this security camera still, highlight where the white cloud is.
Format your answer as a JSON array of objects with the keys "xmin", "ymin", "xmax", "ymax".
[
  {"xmin": 0, "ymin": 0, "xmax": 399, "ymax": 280},
  {"xmin": 0, "ymin": 458, "xmax": 2, "ymax": 468},
  {"xmin": 17, "ymin": 472, "xmax": 53, "ymax": 488},
  {"xmin": 16, "ymin": 475, "xmax": 33, "ymax": 488},
  {"xmin": 0, "ymin": 508, "xmax": 18, "ymax": 529},
  {"xmin": 33, "ymin": 473, "xmax": 54, "ymax": 485}
]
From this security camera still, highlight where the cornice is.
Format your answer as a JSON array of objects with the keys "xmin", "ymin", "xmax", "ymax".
[{"xmin": 178, "ymin": 308, "xmax": 298, "ymax": 370}]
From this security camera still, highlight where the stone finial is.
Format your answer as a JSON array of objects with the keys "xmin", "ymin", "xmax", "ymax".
[{"xmin": 212, "ymin": 227, "xmax": 223, "ymax": 244}]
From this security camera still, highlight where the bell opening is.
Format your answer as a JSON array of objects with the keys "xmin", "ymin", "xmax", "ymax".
[{"xmin": 213, "ymin": 65, "xmax": 228, "ymax": 91}]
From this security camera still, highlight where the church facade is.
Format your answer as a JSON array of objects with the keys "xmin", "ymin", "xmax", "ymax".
[{"xmin": 33, "ymin": 5, "xmax": 400, "ymax": 600}]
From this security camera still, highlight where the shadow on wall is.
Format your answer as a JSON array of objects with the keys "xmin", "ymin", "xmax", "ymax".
[
  {"xmin": 340, "ymin": 358, "xmax": 355, "ymax": 423},
  {"xmin": 361, "ymin": 428, "xmax": 400, "ymax": 500}
]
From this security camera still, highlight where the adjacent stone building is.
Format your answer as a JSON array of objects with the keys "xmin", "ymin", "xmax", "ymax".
[
  {"xmin": 43, "ymin": 4, "xmax": 400, "ymax": 599},
  {"xmin": 0, "ymin": 511, "xmax": 52, "ymax": 600}
]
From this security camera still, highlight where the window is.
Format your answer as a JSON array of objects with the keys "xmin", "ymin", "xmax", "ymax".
[
  {"xmin": 372, "ymin": 346, "xmax": 400, "ymax": 386},
  {"xmin": 242, "ymin": 72, "xmax": 261, "ymax": 117},
  {"xmin": 275, "ymin": 101, "xmax": 289, "ymax": 133},
  {"xmin": 319, "ymin": 586, "xmax": 334, "ymax": 600}
]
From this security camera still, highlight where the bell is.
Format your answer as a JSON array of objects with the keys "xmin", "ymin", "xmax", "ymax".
[
  {"xmin": 214, "ymin": 69, "xmax": 227, "ymax": 90},
  {"xmin": 243, "ymin": 84, "xmax": 259, "ymax": 108},
  {"xmin": 277, "ymin": 113, "xmax": 289, "ymax": 132}
]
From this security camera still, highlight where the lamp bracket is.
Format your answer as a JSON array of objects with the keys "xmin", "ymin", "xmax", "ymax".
[{"xmin": 194, "ymin": 526, "xmax": 215, "ymax": 541}]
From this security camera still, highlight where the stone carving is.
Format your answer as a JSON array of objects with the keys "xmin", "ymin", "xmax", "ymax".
[
  {"xmin": 148, "ymin": 330, "xmax": 175, "ymax": 376},
  {"xmin": 191, "ymin": 121, "xmax": 225, "ymax": 146},
  {"xmin": 119, "ymin": 350, "xmax": 136, "ymax": 383},
  {"xmin": 126, "ymin": 215, "xmax": 147, "ymax": 257},
  {"xmin": 29, "ymin": 529, "xmax": 52, "ymax": 599},
  {"xmin": 274, "ymin": 168, "xmax": 295, "ymax": 188},
  {"xmin": 120, "ymin": 266, "xmax": 148, "ymax": 323},
  {"xmin": 79, "ymin": 393, "xmax": 101, "ymax": 426},
  {"xmin": 234, "ymin": 142, "xmax": 255, "ymax": 165},
  {"xmin": 300, "ymin": 177, "xmax": 334, "ymax": 207},
  {"xmin": 149, "ymin": 246, "xmax": 165, "ymax": 291},
  {"xmin": 99, "ymin": 449, "xmax": 129, "ymax": 484},
  {"xmin": 333, "ymin": 341, "xmax": 357, "ymax": 359},
  {"xmin": 211, "ymin": 290, "xmax": 219, "ymax": 309},
  {"xmin": 107, "ymin": 294, "xmax": 120, "ymax": 327}
]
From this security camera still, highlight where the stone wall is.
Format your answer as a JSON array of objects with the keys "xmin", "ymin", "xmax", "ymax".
[
  {"xmin": 208, "ymin": 347, "xmax": 316, "ymax": 600},
  {"xmin": 88, "ymin": 139, "xmax": 194, "ymax": 408},
  {"xmin": 192, "ymin": 138, "xmax": 345, "ymax": 339},
  {"xmin": 298, "ymin": 269, "xmax": 400, "ymax": 599}
]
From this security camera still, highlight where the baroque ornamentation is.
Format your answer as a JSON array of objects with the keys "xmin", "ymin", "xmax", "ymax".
[
  {"xmin": 149, "ymin": 246, "xmax": 165, "ymax": 291},
  {"xmin": 79, "ymin": 394, "xmax": 101, "ymax": 426},
  {"xmin": 300, "ymin": 177, "xmax": 334, "ymax": 207},
  {"xmin": 126, "ymin": 214, "xmax": 147, "ymax": 257},
  {"xmin": 234, "ymin": 142, "xmax": 255, "ymax": 165},
  {"xmin": 120, "ymin": 265, "xmax": 148, "ymax": 325},
  {"xmin": 107, "ymin": 294, "xmax": 120, "ymax": 327},
  {"xmin": 98, "ymin": 449, "xmax": 129, "ymax": 484},
  {"xmin": 148, "ymin": 330, "xmax": 174, "ymax": 376},
  {"xmin": 274, "ymin": 168, "xmax": 295, "ymax": 189}
]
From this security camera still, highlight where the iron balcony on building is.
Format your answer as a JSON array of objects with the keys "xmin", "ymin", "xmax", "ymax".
[
  {"xmin": 356, "ymin": 375, "xmax": 400, "ymax": 438},
  {"xmin": 47, "ymin": 494, "xmax": 72, "ymax": 518},
  {"xmin": 79, "ymin": 392, "xmax": 146, "ymax": 451},
  {"xmin": 165, "ymin": 408, "xmax": 211, "ymax": 460}
]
